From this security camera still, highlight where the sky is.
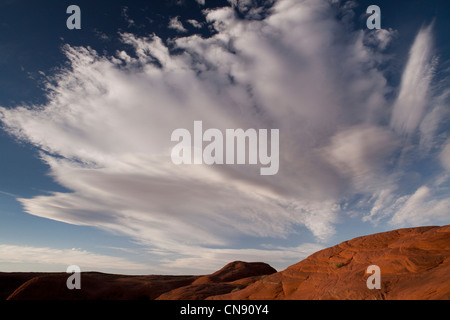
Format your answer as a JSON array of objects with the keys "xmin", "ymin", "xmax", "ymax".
[{"xmin": 0, "ymin": 0, "xmax": 449, "ymax": 275}]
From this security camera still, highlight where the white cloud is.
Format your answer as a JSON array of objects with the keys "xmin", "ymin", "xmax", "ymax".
[
  {"xmin": 440, "ymin": 139, "xmax": 450, "ymax": 171},
  {"xmin": 389, "ymin": 186, "xmax": 450, "ymax": 227},
  {"xmin": 168, "ymin": 16, "xmax": 188, "ymax": 33},
  {"xmin": 187, "ymin": 19, "xmax": 203, "ymax": 28},
  {"xmin": 364, "ymin": 28, "xmax": 397, "ymax": 51},
  {"xmin": 228, "ymin": 0, "xmax": 276, "ymax": 19},
  {"xmin": 391, "ymin": 24, "xmax": 436, "ymax": 135},
  {"xmin": 0, "ymin": 244, "xmax": 149, "ymax": 273},
  {"xmin": 121, "ymin": 6, "xmax": 135, "ymax": 27},
  {"xmin": 323, "ymin": 125, "xmax": 398, "ymax": 192}
]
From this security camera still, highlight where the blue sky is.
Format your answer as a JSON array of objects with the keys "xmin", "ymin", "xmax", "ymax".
[{"xmin": 0, "ymin": 0, "xmax": 449, "ymax": 274}]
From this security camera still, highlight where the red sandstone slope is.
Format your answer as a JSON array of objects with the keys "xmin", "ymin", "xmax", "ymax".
[
  {"xmin": 0, "ymin": 273, "xmax": 45, "ymax": 300},
  {"xmin": 209, "ymin": 225, "xmax": 450, "ymax": 300}
]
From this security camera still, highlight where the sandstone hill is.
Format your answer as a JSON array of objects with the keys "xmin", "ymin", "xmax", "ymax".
[{"xmin": 210, "ymin": 225, "xmax": 450, "ymax": 300}]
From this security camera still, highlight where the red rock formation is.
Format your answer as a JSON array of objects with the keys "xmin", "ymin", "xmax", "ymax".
[
  {"xmin": 156, "ymin": 261, "xmax": 276, "ymax": 299},
  {"xmin": 209, "ymin": 225, "xmax": 450, "ymax": 300}
]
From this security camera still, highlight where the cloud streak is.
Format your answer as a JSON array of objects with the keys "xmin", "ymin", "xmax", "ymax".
[
  {"xmin": 0, "ymin": 244, "xmax": 149, "ymax": 272},
  {"xmin": 391, "ymin": 23, "xmax": 436, "ymax": 135}
]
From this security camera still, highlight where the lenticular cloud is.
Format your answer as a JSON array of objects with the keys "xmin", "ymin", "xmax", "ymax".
[{"xmin": 1, "ymin": 0, "xmax": 449, "ymax": 272}]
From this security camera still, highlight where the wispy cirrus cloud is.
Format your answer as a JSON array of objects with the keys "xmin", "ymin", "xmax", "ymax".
[
  {"xmin": 389, "ymin": 186, "xmax": 450, "ymax": 227},
  {"xmin": 391, "ymin": 23, "xmax": 436, "ymax": 135}
]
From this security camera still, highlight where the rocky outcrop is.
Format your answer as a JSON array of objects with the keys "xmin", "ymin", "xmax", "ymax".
[{"xmin": 209, "ymin": 226, "xmax": 450, "ymax": 300}]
